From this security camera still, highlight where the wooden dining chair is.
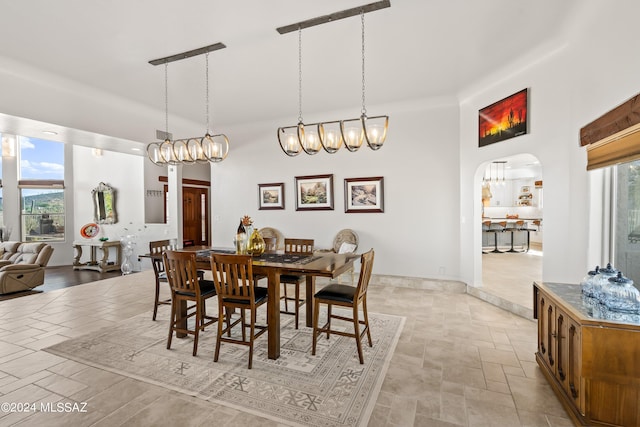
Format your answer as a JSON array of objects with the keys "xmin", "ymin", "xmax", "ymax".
[
  {"xmin": 280, "ymin": 238, "xmax": 314, "ymax": 329},
  {"xmin": 163, "ymin": 250, "xmax": 218, "ymax": 356},
  {"xmin": 210, "ymin": 253, "xmax": 268, "ymax": 369},
  {"xmin": 312, "ymin": 249, "xmax": 374, "ymax": 364},
  {"xmin": 150, "ymin": 239, "xmax": 176, "ymax": 321}
]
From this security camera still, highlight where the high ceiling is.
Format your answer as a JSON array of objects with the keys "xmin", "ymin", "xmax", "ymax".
[{"xmin": 0, "ymin": 0, "xmax": 581, "ymax": 152}]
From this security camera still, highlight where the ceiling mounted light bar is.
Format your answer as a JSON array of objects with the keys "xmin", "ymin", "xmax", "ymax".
[
  {"xmin": 148, "ymin": 42, "xmax": 227, "ymax": 66},
  {"xmin": 276, "ymin": 0, "xmax": 390, "ymax": 34}
]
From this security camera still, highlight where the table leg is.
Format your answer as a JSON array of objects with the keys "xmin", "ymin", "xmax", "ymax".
[
  {"xmin": 267, "ymin": 270, "xmax": 281, "ymax": 360},
  {"xmin": 305, "ymin": 275, "xmax": 316, "ymax": 328}
]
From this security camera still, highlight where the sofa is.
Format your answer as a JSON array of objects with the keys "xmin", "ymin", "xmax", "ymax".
[{"xmin": 0, "ymin": 241, "xmax": 54, "ymax": 294}]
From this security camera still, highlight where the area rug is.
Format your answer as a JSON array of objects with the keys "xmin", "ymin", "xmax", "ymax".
[{"xmin": 44, "ymin": 307, "xmax": 404, "ymax": 426}]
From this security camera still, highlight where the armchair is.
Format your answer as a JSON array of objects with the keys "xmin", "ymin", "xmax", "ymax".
[{"xmin": 0, "ymin": 242, "xmax": 54, "ymax": 294}]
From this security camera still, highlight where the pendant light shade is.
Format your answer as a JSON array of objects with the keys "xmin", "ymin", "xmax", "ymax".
[
  {"xmin": 362, "ymin": 114, "xmax": 388, "ymax": 150},
  {"xmin": 278, "ymin": 124, "xmax": 304, "ymax": 156},
  {"xmin": 318, "ymin": 120, "xmax": 343, "ymax": 153}
]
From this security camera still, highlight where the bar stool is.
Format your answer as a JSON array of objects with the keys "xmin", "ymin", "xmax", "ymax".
[
  {"xmin": 482, "ymin": 221, "xmax": 494, "ymax": 254},
  {"xmin": 506, "ymin": 220, "xmax": 527, "ymax": 253},
  {"xmin": 490, "ymin": 221, "xmax": 507, "ymax": 253}
]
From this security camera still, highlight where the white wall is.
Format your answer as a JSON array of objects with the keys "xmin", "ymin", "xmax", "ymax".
[
  {"xmin": 459, "ymin": 1, "xmax": 640, "ymax": 287},
  {"xmin": 72, "ymin": 146, "xmax": 172, "ymax": 269},
  {"xmin": 211, "ymin": 98, "xmax": 462, "ymax": 279}
]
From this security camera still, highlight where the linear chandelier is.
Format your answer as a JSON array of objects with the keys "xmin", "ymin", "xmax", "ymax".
[
  {"xmin": 277, "ymin": 1, "xmax": 390, "ymax": 156},
  {"xmin": 147, "ymin": 43, "xmax": 229, "ymax": 166}
]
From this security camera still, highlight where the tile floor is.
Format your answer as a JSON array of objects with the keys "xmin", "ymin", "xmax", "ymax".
[{"xmin": 0, "ymin": 270, "xmax": 571, "ymax": 426}]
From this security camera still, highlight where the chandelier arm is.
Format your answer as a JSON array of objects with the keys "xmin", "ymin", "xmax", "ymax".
[
  {"xmin": 298, "ymin": 26, "xmax": 303, "ymax": 124},
  {"xmin": 361, "ymin": 10, "xmax": 366, "ymax": 116},
  {"xmin": 205, "ymin": 52, "xmax": 210, "ymax": 134}
]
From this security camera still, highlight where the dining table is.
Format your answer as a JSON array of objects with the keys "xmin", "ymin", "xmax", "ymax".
[{"xmin": 144, "ymin": 246, "xmax": 359, "ymax": 360}]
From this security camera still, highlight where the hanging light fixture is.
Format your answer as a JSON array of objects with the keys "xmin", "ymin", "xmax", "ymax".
[
  {"xmin": 146, "ymin": 42, "xmax": 229, "ymax": 166},
  {"xmin": 340, "ymin": 10, "xmax": 389, "ymax": 152},
  {"xmin": 277, "ymin": 27, "xmax": 322, "ymax": 156},
  {"xmin": 276, "ymin": 0, "xmax": 390, "ymax": 156}
]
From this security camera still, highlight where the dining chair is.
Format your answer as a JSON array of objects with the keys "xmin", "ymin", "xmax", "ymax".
[
  {"xmin": 281, "ymin": 238, "xmax": 314, "ymax": 329},
  {"xmin": 163, "ymin": 250, "xmax": 218, "ymax": 356},
  {"xmin": 210, "ymin": 253, "xmax": 268, "ymax": 369},
  {"xmin": 312, "ymin": 249, "xmax": 374, "ymax": 364},
  {"xmin": 150, "ymin": 239, "xmax": 176, "ymax": 321}
]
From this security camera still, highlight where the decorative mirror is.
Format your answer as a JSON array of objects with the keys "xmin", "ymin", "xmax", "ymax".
[{"xmin": 92, "ymin": 182, "xmax": 117, "ymax": 224}]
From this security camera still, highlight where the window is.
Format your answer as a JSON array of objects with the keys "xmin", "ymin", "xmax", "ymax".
[
  {"xmin": 19, "ymin": 136, "xmax": 65, "ymax": 242},
  {"xmin": 614, "ymin": 159, "xmax": 640, "ymax": 284}
]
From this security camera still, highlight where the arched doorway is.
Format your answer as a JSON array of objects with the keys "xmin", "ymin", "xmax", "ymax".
[{"xmin": 479, "ymin": 153, "xmax": 543, "ymax": 313}]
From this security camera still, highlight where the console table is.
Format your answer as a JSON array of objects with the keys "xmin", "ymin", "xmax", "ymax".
[
  {"xmin": 534, "ymin": 282, "xmax": 640, "ymax": 426},
  {"xmin": 73, "ymin": 240, "xmax": 122, "ymax": 273}
]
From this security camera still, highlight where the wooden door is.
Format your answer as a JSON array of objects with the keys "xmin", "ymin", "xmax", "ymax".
[{"xmin": 182, "ymin": 187, "xmax": 209, "ymax": 246}]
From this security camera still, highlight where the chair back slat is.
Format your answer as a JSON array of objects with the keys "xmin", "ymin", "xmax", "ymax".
[
  {"xmin": 150, "ymin": 239, "xmax": 176, "ymax": 275},
  {"xmin": 163, "ymin": 250, "xmax": 200, "ymax": 295},
  {"xmin": 284, "ymin": 238, "xmax": 314, "ymax": 255},
  {"xmin": 211, "ymin": 253, "xmax": 255, "ymax": 302},
  {"xmin": 356, "ymin": 249, "xmax": 375, "ymax": 299}
]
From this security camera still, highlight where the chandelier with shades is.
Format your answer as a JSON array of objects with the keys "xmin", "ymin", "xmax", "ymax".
[
  {"xmin": 277, "ymin": 1, "xmax": 390, "ymax": 156},
  {"xmin": 146, "ymin": 43, "xmax": 230, "ymax": 166}
]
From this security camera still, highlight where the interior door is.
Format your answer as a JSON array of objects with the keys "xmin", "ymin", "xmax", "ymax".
[{"xmin": 182, "ymin": 187, "xmax": 209, "ymax": 246}]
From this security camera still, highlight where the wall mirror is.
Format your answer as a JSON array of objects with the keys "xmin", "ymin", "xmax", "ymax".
[{"xmin": 92, "ymin": 182, "xmax": 117, "ymax": 224}]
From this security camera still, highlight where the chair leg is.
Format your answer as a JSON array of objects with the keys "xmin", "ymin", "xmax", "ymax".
[
  {"xmin": 312, "ymin": 299, "xmax": 320, "ymax": 356},
  {"xmin": 214, "ymin": 304, "xmax": 224, "ymax": 362},
  {"xmin": 193, "ymin": 299, "xmax": 201, "ymax": 357},
  {"xmin": 167, "ymin": 297, "xmax": 176, "ymax": 349},
  {"xmin": 283, "ymin": 283, "xmax": 289, "ymax": 311},
  {"xmin": 248, "ymin": 308, "xmax": 256, "ymax": 369},
  {"xmin": 326, "ymin": 304, "xmax": 332, "ymax": 339},
  {"xmin": 153, "ymin": 279, "xmax": 161, "ymax": 321},
  {"xmin": 294, "ymin": 283, "xmax": 300, "ymax": 329},
  {"xmin": 362, "ymin": 298, "xmax": 372, "ymax": 347},
  {"xmin": 353, "ymin": 305, "xmax": 364, "ymax": 364},
  {"xmin": 240, "ymin": 309, "xmax": 247, "ymax": 341}
]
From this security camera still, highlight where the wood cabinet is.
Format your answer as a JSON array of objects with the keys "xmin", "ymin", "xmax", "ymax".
[{"xmin": 534, "ymin": 282, "xmax": 640, "ymax": 426}]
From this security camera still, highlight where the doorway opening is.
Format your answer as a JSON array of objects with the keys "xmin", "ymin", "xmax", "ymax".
[
  {"xmin": 161, "ymin": 177, "xmax": 211, "ymax": 247},
  {"xmin": 479, "ymin": 153, "xmax": 543, "ymax": 313}
]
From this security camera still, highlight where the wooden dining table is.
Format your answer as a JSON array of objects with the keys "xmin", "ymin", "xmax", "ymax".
[{"xmin": 146, "ymin": 246, "xmax": 359, "ymax": 360}]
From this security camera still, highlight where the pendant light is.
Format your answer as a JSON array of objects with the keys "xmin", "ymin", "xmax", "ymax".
[
  {"xmin": 277, "ymin": 28, "xmax": 322, "ymax": 156},
  {"xmin": 146, "ymin": 42, "xmax": 229, "ymax": 166},
  {"xmin": 340, "ymin": 10, "xmax": 388, "ymax": 152}
]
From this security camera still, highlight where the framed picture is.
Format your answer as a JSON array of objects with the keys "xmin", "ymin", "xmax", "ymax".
[
  {"xmin": 344, "ymin": 176, "xmax": 384, "ymax": 213},
  {"xmin": 478, "ymin": 88, "xmax": 528, "ymax": 147},
  {"xmin": 258, "ymin": 183, "xmax": 285, "ymax": 210},
  {"xmin": 295, "ymin": 174, "xmax": 334, "ymax": 211}
]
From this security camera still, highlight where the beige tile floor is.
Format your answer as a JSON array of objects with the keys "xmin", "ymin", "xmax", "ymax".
[
  {"xmin": 0, "ymin": 270, "xmax": 570, "ymax": 426},
  {"xmin": 481, "ymin": 248, "xmax": 543, "ymax": 314}
]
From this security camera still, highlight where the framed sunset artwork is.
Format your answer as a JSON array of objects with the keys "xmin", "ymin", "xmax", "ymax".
[{"xmin": 478, "ymin": 88, "xmax": 528, "ymax": 147}]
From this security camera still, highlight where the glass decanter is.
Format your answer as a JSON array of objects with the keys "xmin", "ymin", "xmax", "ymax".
[
  {"xmin": 580, "ymin": 266, "xmax": 600, "ymax": 298},
  {"xmin": 592, "ymin": 263, "xmax": 618, "ymax": 303},
  {"xmin": 602, "ymin": 272, "xmax": 640, "ymax": 314}
]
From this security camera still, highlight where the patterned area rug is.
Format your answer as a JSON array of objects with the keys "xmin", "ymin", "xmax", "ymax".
[{"xmin": 44, "ymin": 307, "xmax": 404, "ymax": 426}]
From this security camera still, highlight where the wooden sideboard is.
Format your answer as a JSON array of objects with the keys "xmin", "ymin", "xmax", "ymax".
[
  {"xmin": 533, "ymin": 282, "xmax": 640, "ymax": 426},
  {"xmin": 73, "ymin": 240, "xmax": 122, "ymax": 273}
]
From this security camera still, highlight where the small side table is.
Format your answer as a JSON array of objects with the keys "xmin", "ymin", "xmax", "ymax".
[{"xmin": 73, "ymin": 240, "xmax": 122, "ymax": 273}]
